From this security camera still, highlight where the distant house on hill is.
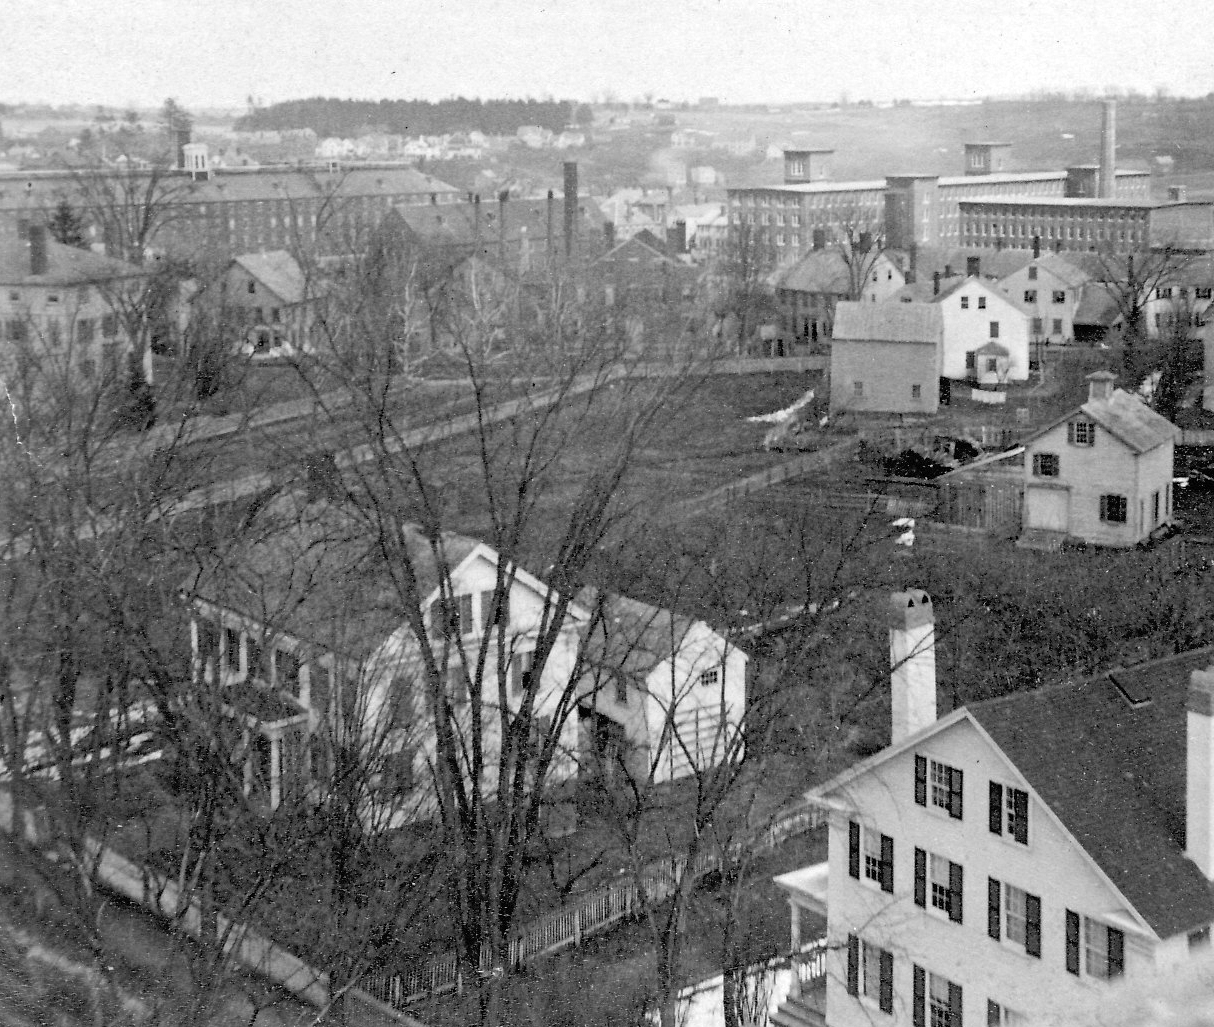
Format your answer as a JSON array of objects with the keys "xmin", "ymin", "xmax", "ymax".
[
  {"xmin": 775, "ymin": 249, "xmax": 905, "ymax": 345},
  {"xmin": 223, "ymin": 250, "xmax": 315, "ymax": 359}
]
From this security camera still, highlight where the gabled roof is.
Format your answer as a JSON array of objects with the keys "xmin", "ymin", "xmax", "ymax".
[
  {"xmin": 232, "ymin": 250, "xmax": 307, "ymax": 305},
  {"xmin": 1027, "ymin": 386, "xmax": 1179, "ymax": 454},
  {"xmin": 832, "ymin": 301, "xmax": 942, "ymax": 344},
  {"xmin": 579, "ymin": 588, "xmax": 703, "ymax": 682},
  {"xmin": 968, "ymin": 649, "xmax": 1214, "ymax": 939},
  {"xmin": 0, "ymin": 236, "xmax": 144, "ymax": 286},
  {"xmin": 812, "ymin": 647, "xmax": 1214, "ymax": 940},
  {"xmin": 776, "ymin": 250, "xmax": 851, "ymax": 295},
  {"xmin": 1027, "ymin": 252, "xmax": 1093, "ymax": 290},
  {"xmin": 188, "ymin": 493, "xmax": 480, "ymax": 661},
  {"xmin": 1073, "ymin": 283, "xmax": 1122, "ymax": 327},
  {"xmin": 595, "ymin": 234, "xmax": 681, "ymax": 268}
]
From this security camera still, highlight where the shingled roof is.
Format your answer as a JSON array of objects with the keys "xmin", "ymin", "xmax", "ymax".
[
  {"xmin": 0, "ymin": 235, "xmax": 143, "ymax": 286},
  {"xmin": 969, "ymin": 648, "xmax": 1214, "ymax": 939},
  {"xmin": 832, "ymin": 300, "xmax": 942, "ymax": 344},
  {"xmin": 232, "ymin": 250, "xmax": 307, "ymax": 305},
  {"xmin": 1027, "ymin": 384, "xmax": 1179, "ymax": 455},
  {"xmin": 187, "ymin": 493, "xmax": 480, "ymax": 662}
]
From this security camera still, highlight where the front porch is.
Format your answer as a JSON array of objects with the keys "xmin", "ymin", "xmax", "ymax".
[{"xmin": 771, "ymin": 864, "xmax": 829, "ymax": 1027}]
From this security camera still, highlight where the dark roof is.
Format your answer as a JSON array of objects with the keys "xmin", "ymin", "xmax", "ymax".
[
  {"xmin": 901, "ymin": 246, "xmax": 1035, "ymax": 282},
  {"xmin": 0, "ymin": 236, "xmax": 143, "ymax": 286},
  {"xmin": 188, "ymin": 493, "xmax": 480, "ymax": 662},
  {"xmin": 1025, "ymin": 385, "xmax": 1178, "ymax": 454},
  {"xmin": 579, "ymin": 588, "xmax": 700, "ymax": 682},
  {"xmin": 232, "ymin": 250, "xmax": 306, "ymax": 305},
  {"xmin": 776, "ymin": 250, "xmax": 852, "ymax": 295},
  {"xmin": 832, "ymin": 300, "xmax": 942, "ymax": 343},
  {"xmin": 1074, "ymin": 283, "xmax": 1121, "ymax": 326},
  {"xmin": 969, "ymin": 648, "xmax": 1214, "ymax": 938}
]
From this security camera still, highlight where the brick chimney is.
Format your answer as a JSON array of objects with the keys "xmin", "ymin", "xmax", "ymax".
[
  {"xmin": 563, "ymin": 161, "xmax": 578, "ymax": 258},
  {"xmin": 890, "ymin": 590, "xmax": 936, "ymax": 744},
  {"xmin": 1099, "ymin": 99, "xmax": 1117, "ymax": 200},
  {"xmin": 28, "ymin": 223, "xmax": 48, "ymax": 276},
  {"xmin": 1187, "ymin": 667, "xmax": 1214, "ymax": 877},
  {"xmin": 1032, "ymin": 234, "xmax": 1041, "ymax": 259},
  {"xmin": 1086, "ymin": 370, "xmax": 1116, "ymax": 403},
  {"xmin": 932, "ymin": 271, "xmax": 941, "ymax": 297},
  {"xmin": 966, "ymin": 255, "xmax": 980, "ymax": 278}
]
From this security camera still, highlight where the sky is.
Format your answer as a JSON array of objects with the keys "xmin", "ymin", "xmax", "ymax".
[{"xmin": 5, "ymin": 0, "xmax": 1214, "ymax": 111}]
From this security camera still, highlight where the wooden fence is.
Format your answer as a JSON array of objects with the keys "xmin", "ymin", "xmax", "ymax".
[{"xmin": 361, "ymin": 801, "xmax": 827, "ymax": 1012}]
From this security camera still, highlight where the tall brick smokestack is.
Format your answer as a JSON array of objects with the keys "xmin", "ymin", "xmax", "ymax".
[
  {"xmin": 28, "ymin": 223, "xmax": 48, "ymax": 276},
  {"xmin": 1099, "ymin": 99, "xmax": 1116, "ymax": 200},
  {"xmin": 563, "ymin": 161, "xmax": 578, "ymax": 258}
]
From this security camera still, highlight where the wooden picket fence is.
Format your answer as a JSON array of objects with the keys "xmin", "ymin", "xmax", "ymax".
[{"xmin": 360, "ymin": 801, "xmax": 827, "ymax": 1011}]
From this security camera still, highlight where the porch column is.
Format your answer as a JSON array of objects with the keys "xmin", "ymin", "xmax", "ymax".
[{"xmin": 788, "ymin": 898, "xmax": 802, "ymax": 998}]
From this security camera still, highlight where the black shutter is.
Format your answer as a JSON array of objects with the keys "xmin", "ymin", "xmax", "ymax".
[
  {"xmin": 949, "ymin": 767, "xmax": 964, "ymax": 819},
  {"xmin": 880, "ymin": 834, "xmax": 894, "ymax": 893},
  {"xmin": 987, "ymin": 1000, "xmax": 1001, "ymax": 1027},
  {"xmin": 988, "ymin": 878, "xmax": 1001, "ymax": 940},
  {"xmin": 1065, "ymin": 910, "xmax": 1080, "ymax": 975},
  {"xmin": 847, "ymin": 934, "xmax": 859, "ymax": 996},
  {"xmin": 989, "ymin": 781, "xmax": 1003, "ymax": 835},
  {"xmin": 1013, "ymin": 790, "xmax": 1029, "ymax": 844},
  {"xmin": 849, "ymin": 821, "xmax": 860, "ymax": 879},
  {"xmin": 912, "ymin": 965, "xmax": 926, "ymax": 1027},
  {"xmin": 1067, "ymin": 421, "xmax": 1076, "ymax": 444},
  {"xmin": 948, "ymin": 861, "xmax": 964, "ymax": 923},
  {"xmin": 879, "ymin": 949, "xmax": 894, "ymax": 1013},
  {"xmin": 914, "ymin": 847, "xmax": 927, "ymax": 907},
  {"xmin": 948, "ymin": 982, "xmax": 963, "ymax": 1027},
  {"xmin": 1108, "ymin": 926, "xmax": 1124, "ymax": 977},
  {"xmin": 1025, "ymin": 893, "xmax": 1042, "ymax": 957},
  {"xmin": 915, "ymin": 754, "xmax": 927, "ymax": 806}
]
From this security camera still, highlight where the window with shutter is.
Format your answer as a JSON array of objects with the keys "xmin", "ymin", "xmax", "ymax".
[
  {"xmin": 915, "ymin": 754, "xmax": 927, "ymax": 806},
  {"xmin": 913, "ymin": 965, "xmax": 926, "ymax": 1027},
  {"xmin": 948, "ymin": 861, "xmax": 964, "ymax": 923},
  {"xmin": 927, "ymin": 758, "xmax": 963, "ymax": 817},
  {"xmin": 990, "ymin": 781, "xmax": 1029, "ymax": 843},
  {"xmin": 847, "ymin": 934, "xmax": 859, "ymax": 996},
  {"xmin": 989, "ymin": 782, "xmax": 1003, "ymax": 835},
  {"xmin": 1065, "ymin": 910, "xmax": 1080, "ymax": 975},
  {"xmin": 988, "ymin": 878, "xmax": 1001, "ymax": 939},
  {"xmin": 879, "ymin": 950, "xmax": 894, "ymax": 1014},
  {"xmin": 849, "ymin": 821, "xmax": 861, "ymax": 879},
  {"xmin": 915, "ymin": 847, "xmax": 927, "ymax": 907}
]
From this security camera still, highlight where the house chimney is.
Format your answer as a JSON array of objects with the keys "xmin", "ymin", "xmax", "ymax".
[
  {"xmin": 1099, "ymin": 99, "xmax": 1117, "ymax": 200},
  {"xmin": 932, "ymin": 271, "xmax": 941, "ymax": 296},
  {"xmin": 944, "ymin": 263, "xmax": 952, "ymax": 278},
  {"xmin": 563, "ymin": 161, "xmax": 578, "ymax": 258},
  {"xmin": 28, "ymin": 223, "xmax": 48, "ymax": 276},
  {"xmin": 604, "ymin": 221, "xmax": 616, "ymax": 249},
  {"xmin": 1170, "ymin": 185, "xmax": 1188, "ymax": 203},
  {"xmin": 966, "ymin": 255, "xmax": 980, "ymax": 278},
  {"xmin": 670, "ymin": 219, "xmax": 687, "ymax": 254},
  {"xmin": 812, "ymin": 228, "xmax": 826, "ymax": 251},
  {"xmin": 1032, "ymin": 234, "xmax": 1041, "ymax": 259},
  {"xmin": 1188, "ymin": 667, "xmax": 1214, "ymax": 878},
  {"xmin": 1086, "ymin": 369, "xmax": 1116, "ymax": 403},
  {"xmin": 890, "ymin": 590, "xmax": 936, "ymax": 744}
]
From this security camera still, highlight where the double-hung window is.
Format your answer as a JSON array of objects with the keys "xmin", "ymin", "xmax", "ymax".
[
  {"xmin": 847, "ymin": 936, "xmax": 894, "ymax": 1014},
  {"xmin": 915, "ymin": 847, "xmax": 963, "ymax": 923},
  {"xmin": 848, "ymin": 821, "xmax": 893, "ymax": 893},
  {"xmin": 988, "ymin": 878, "xmax": 1041, "ymax": 956},
  {"xmin": 1068, "ymin": 420, "xmax": 1095, "ymax": 446},
  {"xmin": 989, "ymin": 781, "xmax": 1029, "ymax": 842},
  {"xmin": 915, "ymin": 755, "xmax": 963, "ymax": 818},
  {"xmin": 1031, "ymin": 453, "xmax": 1058, "ymax": 479},
  {"xmin": 1100, "ymin": 494, "xmax": 1128, "ymax": 524},
  {"xmin": 1065, "ymin": 911, "xmax": 1124, "ymax": 978},
  {"xmin": 912, "ymin": 966, "xmax": 961, "ymax": 1027}
]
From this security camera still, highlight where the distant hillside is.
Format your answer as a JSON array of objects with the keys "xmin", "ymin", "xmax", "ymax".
[
  {"xmin": 675, "ymin": 97, "xmax": 1214, "ymax": 191},
  {"xmin": 235, "ymin": 97, "xmax": 593, "ymax": 138}
]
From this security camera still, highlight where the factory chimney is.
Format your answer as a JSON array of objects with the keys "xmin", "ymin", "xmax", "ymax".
[
  {"xmin": 1099, "ymin": 99, "xmax": 1117, "ymax": 200},
  {"xmin": 563, "ymin": 162, "xmax": 578, "ymax": 258}
]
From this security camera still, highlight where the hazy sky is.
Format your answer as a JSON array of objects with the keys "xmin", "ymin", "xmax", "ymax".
[{"xmin": 6, "ymin": 0, "xmax": 1213, "ymax": 110}]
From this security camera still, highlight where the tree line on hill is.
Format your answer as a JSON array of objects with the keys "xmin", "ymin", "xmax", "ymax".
[{"xmin": 235, "ymin": 97, "xmax": 594, "ymax": 138}]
